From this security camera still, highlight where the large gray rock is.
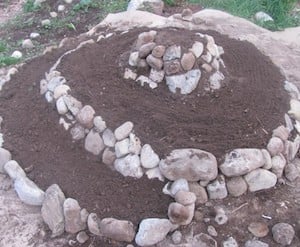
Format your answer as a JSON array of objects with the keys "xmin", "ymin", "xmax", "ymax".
[
  {"xmin": 140, "ymin": 144, "xmax": 160, "ymax": 169},
  {"xmin": 99, "ymin": 218, "xmax": 136, "ymax": 242},
  {"xmin": 87, "ymin": 213, "xmax": 101, "ymax": 236},
  {"xmin": 70, "ymin": 124, "xmax": 85, "ymax": 140},
  {"xmin": 159, "ymin": 149, "xmax": 218, "ymax": 182},
  {"xmin": 135, "ymin": 218, "xmax": 173, "ymax": 246},
  {"xmin": 84, "ymin": 130, "xmax": 105, "ymax": 155},
  {"xmin": 41, "ymin": 184, "xmax": 66, "ymax": 237},
  {"xmin": 163, "ymin": 45, "xmax": 181, "ymax": 61},
  {"xmin": 220, "ymin": 149, "xmax": 265, "ymax": 177},
  {"xmin": 207, "ymin": 175, "xmax": 228, "ymax": 200},
  {"xmin": 14, "ymin": 177, "xmax": 45, "ymax": 206},
  {"xmin": 76, "ymin": 105, "xmax": 95, "ymax": 129},
  {"xmin": 114, "ymin": 154, "xmax": 143, "ymax": 178},
  {"xmin": 0, "ymin": 148, "xmax": 12, "ymax": 173},
  {"xmin": 244, "ymin": 169, "xmax": 277, "ymax": 192},
  {"xmin": 63, "ymin": 198, "xmax": 86, "ymax": 234},
  {"xmin": 272, "ymin": 223, "xmax": 295, "ymax": 245},
  {"xmin": 191, "ymin": 41, "xmax": 204, "ymax": 58},
  {"xmin": 115, "ymin": 138, "xmax": 130, "ymax": 158},
  {"xmin": 114, "ymin": 121, "xmax": 133, "ymax": 141},
  {"xmin": 4, "ymin": 160, "xmax": 26, "ymax": 181}
]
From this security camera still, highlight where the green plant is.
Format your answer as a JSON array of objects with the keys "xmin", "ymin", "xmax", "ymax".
[
  {"xmin": 0, "ymin": 41, "xmax": 7, "ymax": 53},
  {"xmin": 164, "ymin": 0, "xmax": 176, "ymax": 6},
  {"xmin": 0, "ymin": 56, "xmax": 20, "ymax": 67},
  {"xmin": 73, "ymin": 0, "xmax": 100, "ymax": 12},
  {"xmin": 23, "ymin": 0, "xmax": 40, "ymax": 12}
]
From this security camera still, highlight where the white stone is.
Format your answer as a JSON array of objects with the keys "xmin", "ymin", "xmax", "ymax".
[
  {"xmin": 84, "ymin": 130, "xmax": 105, "ymax": 155},
  {"xmin": 159, "ymin": 149, "xmax": 218, "ymax": 182},
  {"xmin": 226, "ymin": 176, "xmax": 247, "ymax": 197},
  {"xmin": 284, "ymin": 163, "xmax": 300, "ymax": 182},
  {"xmin": 272, "ymin": 223, "xmax": 295, "ymax": 245},
  {"xmin": 53, "ymin": 84, "xmax": 70, "ymax": 99},
  {"xmin": 76, "ymin": 231, "xmax": 89, "ymax": 244},
  {"xmin": 272, "ymin": 125, "xmax": 289, "ymax": 141},
  {"xmin": 135, "ymin": 218, "xmax": 173, "ymax": 246},
  {"xmin": 124, "ymin": 68, "xmax": 137, "ymax": 80},
  {"xmin": 114, "ymin": 121, "xmax": 133, "ymax": 141},
  {"xmin": 11, "ymin": 50, "xmax": 22, "ymax": 59},
  {"xmin": 244, "ymin": 169, "xmax": 277, "ymax": 192},
  {"xmin": 170, "ymin": 178, "xmax": 189, "ymax": 196},
  {"xmin": 50, "ymin": 12, "xmax": 58, "ymax": 18},
  {"xmin": 14, "ymin": 177, "xmax": 45, "ymax": 206},
  {"xmin": 58, "ymin": 4, "xmax": 65, "ymax": 12},
  {"xmin": 192, "ymin": 233, "xmax": 217, "ymax": 247},
  {"xmin": 56, "ymin": 97, "xmax": 68, "ymax": 115},
  {"xmin": 146, "ymin": 167, "xmax": 164, "ymax": 181},
  {"xmin": 140, "ymin": 144, "xmax": 160, "ymax": 169},
  {"xmin": 115, "ymin": 138, "xmax": 130, "ymax": 158},
  {"xmin": 22, "ymin": 39, "xmax": 34, "ymax": 49},
  {"xmin": 4, "ymin": 160, "xmax": 26, "ymax": 181},
  {"xmin": 171, "ymin": 230, "xmax": 182, "ymax": 244},
  {"xmin": 207, "ymin": 225, "xmax": 218, "ymax": 237},
  {"xmin": 129, "ymin": 52, "xmax": 139, "ymax": 66},
  {"xmin": 41, "ymin": 184, "xmax": 65, "ymax": 237},
  {"xmin": 63, "ymin": 95, "xmax": 82, "ymax": 116},
  {"xmin": 245, "ymin": 240, "xmax": 269, "ymax": 247},
  {"xmin": 45, "ymin": 91, "xmax": 54, "ymax": 103},
  {"xmin": 174, "ymin": 190, "xmax": 196, "ymax": 205},
  {"xmin": 93, "ymin": 116, "xmax": 106, "ymax": 133},
  {"xmin": 87, "ymin": 213, "xmax": 101, "ymax": 236},
  {"xmin": 223, "ymin": 237, "xmax": 238, "ymax": 247},
  {"xmin": 284, "ymin": 80, "xmax": 300, "ymax": 99},
  {"xmin": 102, "ymin": 148, "xmax": 116, "ymax": 167},
  {"xmin": 41, "ymin": 19, "xmax": 51, "ymax": 27},
  {"xmin": 0, "ymin": 148, "xmax": 12, "ymax": 173},
  {"xmin": 102, "ymin": 129, "xmax": 116, "ymax": 147},
  {"xmin": 30, "ymin": 32, "xmax": 40, "ymax": 39},
  {"xmin": 128, "ymin": 133, "xmax": 141, "ymax": 154},
  {"xmin": 207, "ymin": 175, "xmax": 228, "ymax": 200},
  {"xmin": 190, "ymin": 41, "xmax": 204, "ymax": 58},
  {"xmin": 114, "ymin": 154, "xmax": 143, "ymax": 178},
  {"xmin": 284, "ymin": 138, "xmax": 300, "ymax": 162},
  {"xmin": 136, "ymin": 75, "xmax": 158, "ymax": 89},
  {"xmin": 163, "ymin": 45, "xmax": 181, "ymax": 61},
  {"xmin": 70, "ymin": 124, "xmax": 85, "ymax": 140},
  {"xmin": 261, "ymin": 149, "xmax": 272, "ymax": 169},
  {"xmin": 220, "ymin": 149, "xmax": 265, "ymax": 177},
  {"xmin": 64, "ymin": 0, "xmax": 73, "ymax": 4},
  {"xmin": 63, "ymin": 198, "xmax": 85, "ymax": 234},
  {"xmin": 149, "ymin": 69, "xmax": 164, "ymax": 83},
  {"xmin": 168, "ymin": 202, "xmax": 194, "ymax": 225},
  {"xmin": 255, "ymin": 11, "xmax": 274, "ymax": 22},
  {"xmin": 271, "ymin": 154, "xmax": 286, "ymax": 178},
  {"xmin": 76, "ymin": 105, "xmax": 95, "ymax": 129},
  {"xmin": 267, "ymin": 137, "xmax": 284, "ymax": 156},
  {"xmin": 201, "ymin": 52, "xmax": 212, "ymax": 63},
  {"xmin": 47, "ymin": 76, "xmax": 66, "ymax": 92},
  {"xmin": 209, "ymin": 71, "xmax": 224, "ymax": 90},
  {"xmin": 288, "ymin": 99, "xmax": 300, "ymax": 121}
]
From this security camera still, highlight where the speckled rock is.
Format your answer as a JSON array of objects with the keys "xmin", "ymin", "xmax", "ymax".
[
  {"xmin": 84, "ymin": 130, "xmax": 105, "ymax": 155},
  {"xmin": 248, "ymin": 222, "xmax": 269, "ymax": 238},
  {"xmin": 272, "ymin": 223, "xmax": 295, "ymax": 245},
  {"xmin": 63, "ymin": 198, "xmax": 86, "ymax": 234},
  {"xmin": 114, "ymin": 121, "xmax": 133, "ymax": 141},
  {"xmin": 267, "ymin": 137, "xmax": 284, "ymax": 156},
  {"xmin": 174, "ymin": 190, "xmax": 196, "ymax": 205},
  {"xmin": 271, "ymin": 154, "xmax": 286, "ymax": 178},
  {"xmin": 188, "ymin": 182, "xmax": 208, "ymax": 205},
  {"xmin": 76, "ymin": 105, "xmax": 95, "ymax": 129},
  {"xmin": 244, "ymin": 169, "xmax": 277, "ymax": 192},
  {"xmin": 114, "ymin": 154, "xmax": 143, "ymax": 178},
  {"xmin": 207, "ymin": 175, "xmax": 228, "ymax": 199},
  {"xmin": 140, "ymin": 144, "xmax": 160, "ymax": 169},
  {"xmin": 4, "ymin": 160, "xmax": 26, "ymax": 181},
  {"xmin": 226, "ymin": 176, "xmax": 247, "ymax": 197}
]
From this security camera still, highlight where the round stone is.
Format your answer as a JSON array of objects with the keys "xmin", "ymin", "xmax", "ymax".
[
  {"xmin": 248, "ymin": 222, "xmax": 269, "ymax": 237},
  {"xmin": 272, "ymin": 223, "xmax": 295, "ymax": 245}
]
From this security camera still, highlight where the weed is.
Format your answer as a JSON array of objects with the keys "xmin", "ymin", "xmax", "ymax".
[
  {"xmin": 0, "ymin": 41, "xmax": 7, "ymax": 53},
  {"xmin": 23, "ymin": 0, "xmax": 40, "ymax": 12},
  {"xmin": 0, "ymin": 56, "xmax": 20, "ymax": 67}
]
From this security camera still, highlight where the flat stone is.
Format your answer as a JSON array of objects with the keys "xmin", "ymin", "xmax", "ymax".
[
  {"xmin": 201, "ymin": 52, "xmax": 212, "ymax": 63},
  {"xmin": 53, "ymin": 84, "xmax": 70, "ymax": 99},
  {"xmin": 14, "ymin": 177, "xmax": 45, "ymax": 206},
  {"xmin": 152, "ymin": 45, "xmax": 166, "ymax": 58},
  {"xmin": 139, "ymin": 42, "xmax": 156, "ymax": 58},
  {"xmin": 284, "ymin": 163, "xmax": 300, "ymax": 181},
  {"xmin": 146, "ymin": 54, "xmax": 163, "ymax": 70},
  {"xmin": 223, "ymin": 237, "xmax": 238, "ymax": 247},
  {"xmin": 211, "ymin": 58, "xmax": 220, "ymax": 70},
  {"xmin": 220, "ymin": 149, "xmax": 265, "ymax": 177},
  {"xmin": 93, "ymin": 116, "xmax": 106, "ymax": 133},
  {"xmin": 76, "ymin": 231, "xmax": 89, "ymax": 244},
  {"xmin": 99, "ymin": 218, "xmax": 135, "ymax": 242},
  {"xmin": 207, "ymin": 175, "xmax": 228, "ymax": 200},
  {"xmin": 70, "ymin": 124, "xmax": 85, "ymax": 140},
  {"xmin": 159, "ymin": 149, "xmax": 217, "ymax": 181},
  {"xmin": 261, "ymin": 149, "xmax": 272, "ymax": 169},
  {"xmin": 63, "ymin": 198, "xmax": 86, "ymax": 234},
  {"xmin": 272, "ymin": 223, "xmax": 295, "ymax": 245},
  {"xmin": 188, "ymin": 182, "xmax": 208, "ymax": 205},
  {"xmin": 30, "ymin": 32, "xmax": 40, "ymax": 39},
  {"xmin": 114, "ymin": 121, "xmax": 133, "ymax": 141},
  {"xmin": 272, "ymin": 125, "xmax": 289, "ymax": 141},
  {"xmin": 102, "ymin": 129, "xmax": 116, "ymax": 147},
  {"xmin": 47, "ymin": 76, "xmax": 66, "ymax": 92},
  {"xmin": 87, "ymin": 213, "xmax": 101, "ymax": 236},
  {"xmin": 135, "ymin": 218, "xmax": 173, "ymax": 246},
  {"xmin": 191, "ymin": 41, "xmax": 204, "ymax": 58},
  {"xmin": 248, "ymin": 222, "xmax": 269, "ymax": 237},
  {"xmin": 0, "ymin": 148, "xmax": 12, "ymax": 173},
  {"xmin": 56, "ymin": 97, "xmax": 68, "ymax": 115},
  {"xmin": 84, "ymin": 130, "xmax": 105, "ymax": 155},
  {"xmin": 124, "ymin": 68, "xmax": 137, "ymax": 80},
  {"xmin": 4, "ymin": 160, "xmax": 26, "ymax": 181},
  {"xmin": 267, "ymin": 137, "xmax": 284, "ymax": 156},
  {"xmin": 149, "ymin": 69, "xmax": 165, "ymax": 83},
  {"xmin": 41, "ymin": 184, "xmax": 65, "ymax": 237},
  {"xmin": 288, "ymin": 99, "xmax": 300, "ymax": 121},
  {"xmin": 244, "ymin": 169, "xmax": 277, "ymax": 192},
  {"xmin": 255, "ymin": 11, "xmax": 274, "ymax": 22},
  {"xmin": 128, "ymin": 133, "xmax": 142, "ymax": 154},
  {"xmin": 163, "ymin": 45, "xmax": 181, "ymax": 61},
  {"xmin": 76, "ymin": 105, "xmax": 95, "ymax": 129},
  {"xmin": 245, "ymin": 240, "xmax": 269, "ymax": 247},
  {"xmin": 226, "ymin": 176, "xmax": 247, "ymax": 197},
  {"xmin": 164, "ymin": 60, "xmax": 182, "ymax": 75},
  {"xmin": 136, "ymin": 75, "xmax": 158, "ymax": 89},
  {"xmin": 271, "ymin": 154, "xmax": 286, "ymax": 178},
  {"xmin": 114, "ymin": 154, "xmax": 143, "ymax": 178},
  {"xmin": 284, "ymin": 139, "xmax": 300, "ymax": 162},
  {"xmin": 102, "ymin": 148, "xmax": 116, "ymax": 167},
  {"xmin": 192, "ymin": 233, "xmax": 217, "ymax": 247},
  {"xmin": 129, "ymin": 51, "xmax": 139, "ymax": 66},
  {"xmin": 115, "ymin": 138, "xmax": 130, "ymax": 158},
  {"xmin": 174, "ymin": 191, "xmax": 196, "ymax": 205},
  {"xmin": 140, "ymin": 144, "xmax": 160, "ymax": 169},
  {"xmin": 45, "ymin": 91, "xmax": 54, "ymax": 103},
  {"xmin": 63, "ymin": 95, "xmax": 83, "ymax": 116},
  {"xmin": 207, "ymin": 225, "xmax": 218, "ymax": 237},
  {"xmin": 181, "ymin": 52, "xmax": 195, "ymax": 71},
  {"xmin": 146, "ymin": 167, "xmax": 164, "ymax": 182}
]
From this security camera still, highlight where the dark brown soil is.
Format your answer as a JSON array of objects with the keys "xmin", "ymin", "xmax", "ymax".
[{"xmin": 0, "ymin": 27, "xmax": 290, "ymax": 247}]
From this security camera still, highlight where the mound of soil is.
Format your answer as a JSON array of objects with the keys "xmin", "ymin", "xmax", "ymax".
[{"xmin": 0, "ymin": 27, "xmax": 289, "ymax": 246}]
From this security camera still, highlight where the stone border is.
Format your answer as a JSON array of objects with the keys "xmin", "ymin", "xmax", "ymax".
[{"xmin": 1, "ymin": 14, "xmax": 300, "ymax": 247}]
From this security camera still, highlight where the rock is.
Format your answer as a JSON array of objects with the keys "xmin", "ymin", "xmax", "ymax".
[
  {"xmin": 87, "ymin": 213, "xmax": 101, "ymax": 236},
  {"xmin": 181, "ymin": 52, "xmax": 195, "ymax": 71},
  {"xmin": 14, "ymin": 177, "xmax": 45, "ymax": 206},
  {"xmin": 84, "ymin": 130, "xmax": 105, "ymax": 155},
  {"xmin": 76, "ymin": 231, "xmax": 89, "ymax": 244},
  {"xmin": 191, "ymin": 41, "xmax": 204, "ymax": 58},
  {"xmin": 124, "ymin": 68, "xmax": 137, "ymax": 80},
  {"xmin": 140, "ymin": 144, "xmax": 160, "ymax": 169},
  {"xmin": 272, "ymin": 223, "xmax": 294, "ymax": 245},
  {"xmin": 164, "ymin": 59, "xmax": 182, "ymax": 75},
  {"xmin": 152, "ymin": 45, "xmax": 166, "ymax": 58},
  {"xmin": 102, "ymin": 129, "xmax": 116, "ymax": 147},
  {"xmin": 207, "ymin": 225, "xmax": 218, "ymax": 237},
  {"xmin": 201, "ymin": 52, "xmax": 212, "ymax": 63},
  {"xmin": 261, "ymin": 149, "xmax": 272, "ymax": 170},
  {"xmin": 142, "ymin": 1, "xmax": 164, "ymax": 15},
  {"xmin": 64, "ymin": 0, "xmax": 72, "ymax": 4},
  {"xmin": 171, "ymin": 231, "xmax": 182, "ymax": 244},
  {"xmin": 114, "ymin": 154, "xmax": 143, "ymax": 178},
  {"xmin": 149, "ymin": 69, "xmax": 165, "ymax": 83},
  {"xmin": 41, "ymin": 19, "xmax": 51, "ymax": 27},
  {"xmin": 93, "ymin": 116, "xmax": 106, "ymax": 133},
  {"xmin": 45, "ymin": 91, "xmax": 54, "ymax": 103},
  {"xmin": 46, "ymin": 70, "xmax": 61, "ymax": 81},
  {"xmin": 223, "ymin": 237, "xmax": 238, "ymax": 247},
  {"xmin": 220, "ymin": 149, "xmax": 265, "ymax": 177},
  {"xmin": 99, "ymin": 218, "xmax": 135, "ymax": 242},
  {"xmin": 102, "ymin": 148, "xmax": 116, "ymax": 167},
  {"xmin": 163, "ymin": 45, "xmax": 181, "ymax": 61},
  {"xmin": 22, "ymin": 39, "xmax": 34, "ymax": 49},
  {"xmin": 115, "ymin": 138, "xmax": 130, "ymax": 158},
  {"xmin": 245, "ymin": 240, "xmax": 269, "ymax": 247},
  {"xmin": 226, "ymin": 176, "xmax": 247, "ymax": 197},
  {"xmin": 53, "ymin": 85, "xmax": 70, "ymax": 99},
  {"xmin": 39, "ymin": 79, "xmax": 47, "ymax": 94},
  {"xmin": 76, "ymin": 105, "xmax": 95, "ymax": 129},
  {"xmin": 114, "ymin": 121, "xmax": 133, "ymax": 141},
  {"xmin": 166, "ymin": 69, "xmax": 201, "ymax": 94},
  {"xmin": 284, "ymin": 138, "xmax": 300, "ymax": 162},
  {"xmin": 41, "ymin": 184, "xmax": 65, "ymax": 237},
  {"xmin": 206, "ymin": 43, "xmax": 219, "ymax": 58},
  {"xmin": 56, "ymin": 97, "xmax": 68, "ymax": 115},
  {"xmin": 136, "ymin": 75, "xmax": 158, "ymax": 89},
  {"xmin": 11, "ymin": 50, "xmax": 22, "ymax": 59},
  {"xmin": 170, "ymin": 178, "xmax": 189, "ymax": 196},
  {"xmin": 50, "ymin": 11, "xmax": 58, "ymax": 18},
  {"xmin": 209, "ymin": 71, "xmax": 224, "ymax": 90},
  {"xmin": 159, "ymin": 149, "xmax": 217, "ymax": 181},
  {"xmin": 63, "ymin": 95, "xmax": 83, "ymax": 116},
  {"xmin": 192, "ymin": 233, "xmax": 217, "ymax": 247},
  {"xmin": 70, "ymin": 124, "xmax": 85, "ymax": 140},
  {"xmin": 211, "ymin": 58, "xmax": 220, "ymax": 71},
  {"xmin": 0, "ymin": 148, "xmax": 12, "ymax": 173},
  {"xmin": 128, "ymin": 133, "xmax": 141, "ymax": 154},
  {"xmin": 188, "ymin": 182, "xmax": 208, "ymax": 205},
  {"xmin": 146, "ymin": 167, "xmax": 164, "ymax": 181},
  {"xmin": 244, "ymin": 169, "xmax": 277, "ymax": 192},
  {"xmin": 284, "ymin": 163, "xmax": 300, "ymax": 181},
  {"xmin": 288, "ymin": 99, "xmax": 300, "ymax": 121},
  {"xmin": 47, "ymin": 76, "xmax": 66, "ymax": 92},
  {"xmin": 135, "ymin": 30, "xmax": 157, "ymax": 49},
  {"xmin": 248, "ymin": 222, "xmax": 269, "ymax": 238},
  {"xmin": 63, "ymin": 198, "xmax": 86, "ymax": 234},
  {"xmin": 129, "ymin": 51, "xmax": 139, "ymax": 66},
  {"xmin": 139, "ymin": 42, "xmax": 156, "ymax": 58},
  {"xmin": 58, "ymin": 4, "xmax": 65, "ymax": 12},
  {"xmin": 267, "ymin": 137, "xmax": 284, "ymax": 156},
  {"xmin": 214, "ymin": 206, "xmax": 228, "ymax": 225},
  {"xmin": 4, "ymin": 160, "xmax": 26, "ymax": 181},
  {"xmin": 137, "ymin": 59, "xmax": 148, "ymax": 68},
  {"xmin": 168, "ymin": 202, "xmax": 193, "ymax": 225},
  {"xmin": 146, "ymin": 54, "xmax": 163, "ymax": 70},
  {"xmin": 174, "ymin": 191, "xmax": 196, "ymax": 205},
  {"xmin": 272, "ymin": 126, "xmax": 289, "ymax": 141},
  {"xmin": 271, "ymin": 154, "xmax": 286, "ymax": 178},
  {"xmin": 255, "ymin": 11, "xmax": 274, "ymax": 22},
  {"xmin": 207, "ymin": 175, "xmax": 228, "ymax": 200},
  {"xmin": 135, "ymin": 218, "xmax": 173, "ymax": 246}
]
